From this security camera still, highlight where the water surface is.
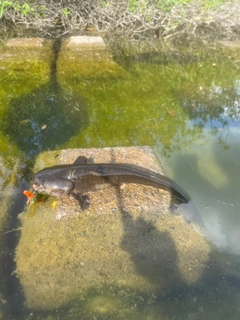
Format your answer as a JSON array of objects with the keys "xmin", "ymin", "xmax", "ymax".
[{"xmin": 0, "ymin": 38, "xmax": 240, "ymax": 319}]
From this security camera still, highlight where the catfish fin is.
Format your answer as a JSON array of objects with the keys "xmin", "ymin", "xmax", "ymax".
[
  {"xmin": 73, "ymin": 156, "xmax": 93, "ymax": 165},
  {"xmin": 73, "ymin": 156, "xmax": 88, "ymax": 165},
  {"xmin": 70, "ymin": 192, "xmax": 90, "ymax": 210}
]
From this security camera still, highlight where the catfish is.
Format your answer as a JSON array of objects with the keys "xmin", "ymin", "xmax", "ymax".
[{"xmin": 32, "ymin": 156, "xmax": 190, "ymax": 210}]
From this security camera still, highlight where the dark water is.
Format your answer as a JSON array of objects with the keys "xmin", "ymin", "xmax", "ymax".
[{"xmin": 0, "ymin": 38, "xmax": 240, "ymax": 319}]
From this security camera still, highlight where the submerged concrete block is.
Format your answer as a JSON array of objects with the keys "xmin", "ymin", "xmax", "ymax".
[
  {"xmin": 217, "ymin": 41, "xmax": 240, "ymax": 49},
  {"xmin": 15, "ymin": 146, "xmax": 214, "ymax": 310},
  {"xmin": 6, "ymin": 38, "xmax": 45, "ymax": 49},
  {"xmin": 3, "ymin": 37, "xmax": 49, "ymax": 64},
  {"xmin": 59, "ymin": 36, "xmax": 125, "ymax": 78},
  {"xmin": 66, "ymin": 36, "xmax": 106, "ymax": 50}
]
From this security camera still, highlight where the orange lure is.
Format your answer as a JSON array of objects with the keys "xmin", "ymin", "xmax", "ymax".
[{"xmin": 23, "ymin": 190, "xmax": 35, "ymax": 203}]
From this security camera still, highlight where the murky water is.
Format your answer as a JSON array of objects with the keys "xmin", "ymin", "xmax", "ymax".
[{"xmin": 0, "ymin": 38, "xmax": 240, "ymax": 319}]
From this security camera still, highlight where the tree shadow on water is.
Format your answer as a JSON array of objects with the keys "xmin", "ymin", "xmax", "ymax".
[
  {"xmin": 0, "ymin": 38, "xmax": 89, "ymax": 319},
  {"xmin": 1, "ymin": 38, "xmax": 89, "ymax": 181}
]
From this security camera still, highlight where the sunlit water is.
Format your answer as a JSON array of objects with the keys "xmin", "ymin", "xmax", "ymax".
[
  {"xmin": 160, "ymin": 124, "xmax": 240, "ymax": 254},
  {"xmin": 0, "ymin": 38, "xmax": 240, "ymax": 319}
]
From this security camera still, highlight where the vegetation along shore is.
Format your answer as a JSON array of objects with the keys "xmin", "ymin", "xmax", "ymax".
[{"xmin": 0, "ymin": 0, "xmax": 240, "ymax": 41}]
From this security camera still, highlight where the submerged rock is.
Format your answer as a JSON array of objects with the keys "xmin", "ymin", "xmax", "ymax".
[{"xmin": 15, "ymin": 146, "xmax": 216, "ymax": 310}]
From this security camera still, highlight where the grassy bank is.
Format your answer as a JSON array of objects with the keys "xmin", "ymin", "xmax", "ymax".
[{"xmin": 0, "ymin": 0, "xmax": 239, "ymax": 40}]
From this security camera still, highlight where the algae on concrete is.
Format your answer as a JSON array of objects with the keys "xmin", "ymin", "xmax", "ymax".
[{"xmin": 15, "ymin": 147, "xmax": 216, "ymax": 310}]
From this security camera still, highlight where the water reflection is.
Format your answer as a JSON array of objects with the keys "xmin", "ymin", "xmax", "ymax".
[
  {"xmin": 160, "ymin": 128, "xmax": 240, "ymax": 256},
  {"xmin": 179, "ymin": 80, "xmax": 240, "ymax": 135}
]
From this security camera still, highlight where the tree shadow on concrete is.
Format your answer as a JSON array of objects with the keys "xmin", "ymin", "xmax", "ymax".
[{"xmin": 120, "ymin": 209, "xmax": 184, "ymax": 292}]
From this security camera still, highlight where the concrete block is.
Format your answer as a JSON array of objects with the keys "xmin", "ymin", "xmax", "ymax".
[{"xmin": 15, "ymin": 146, "xmax": 213, "ymax": 310}]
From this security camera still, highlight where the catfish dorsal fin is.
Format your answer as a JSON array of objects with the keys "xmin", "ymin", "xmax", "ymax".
[{"xmin": 73, "ymin": 156, "xmax": 93, "ymax": 165}]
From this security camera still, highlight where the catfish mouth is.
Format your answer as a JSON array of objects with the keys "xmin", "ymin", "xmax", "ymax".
[
  {"xmin": 32, "ymin": 182, "xmax": 41, "ymax": 192},
  {"xmin": 32, "ymin": 181, "xmax": 66, "ymax": 197},
  {"xmin": 32, "ymin": 182, "xmax": 48, "ymax": 194},
  {"xmin": 32, "ymin": 180, "xmax": 47, "ymax": 194},
  {"xmin": 32, "ymin": 183, "xmax": 37, "ymax": 190}
]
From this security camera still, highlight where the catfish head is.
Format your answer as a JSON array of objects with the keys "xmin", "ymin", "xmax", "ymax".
[{"xmin": 32, "ymin": 173, "xmax": 74, "ymax": 197}]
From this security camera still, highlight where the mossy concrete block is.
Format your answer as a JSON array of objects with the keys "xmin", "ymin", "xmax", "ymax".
[{"xmin": 16, "ymin": 147, "xmax": 213, "ymax": 310}]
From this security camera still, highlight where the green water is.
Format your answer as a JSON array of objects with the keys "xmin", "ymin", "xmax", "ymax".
[{"xmin": 0, "ymin": 38, "xmax": 240, "ymax": 319}]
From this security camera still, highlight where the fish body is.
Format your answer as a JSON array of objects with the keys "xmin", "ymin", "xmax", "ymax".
[{"xmin": 32, "ymin": 161, "xmax": 190, "ymax": 210}]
